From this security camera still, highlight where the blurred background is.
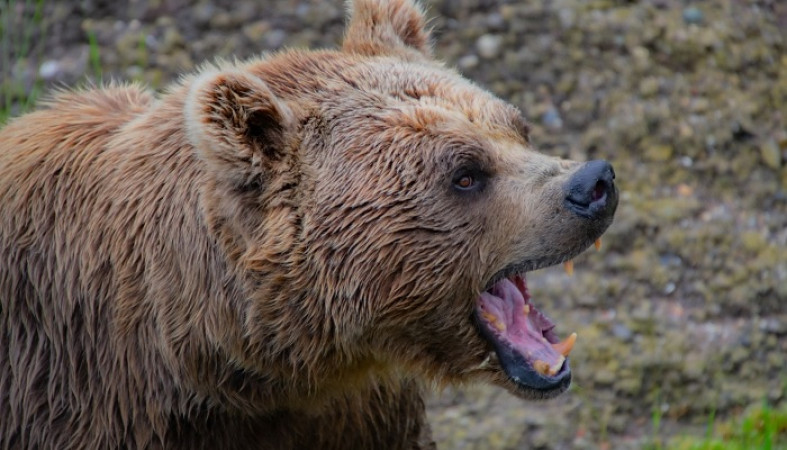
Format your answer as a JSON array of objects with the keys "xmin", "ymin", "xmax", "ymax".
[{"xmin": 2, "ymin": 0, "xmax": 785, "ymax": 448}]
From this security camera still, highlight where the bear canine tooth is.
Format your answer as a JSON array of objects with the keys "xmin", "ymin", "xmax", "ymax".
[
  {"xmin": 476, "ymin": 353, "xmax": 493, "ymax": 370},
  {"xmin": 563, "ymin": 260, "xmax": 574, "ymax": 276},
  {"xmin": 595, "ymin": 238, "xmax": 602, "ymax": 250},
  {"xmin": 551, "ymin": 332, "xmax": 577, "ymax": 357},
  {"xmin": 522, "ymin": 304, "xmax": 530, "ymax": 316}
]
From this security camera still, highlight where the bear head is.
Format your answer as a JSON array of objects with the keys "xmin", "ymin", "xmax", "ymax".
[{"xmin": 184, "ymin": 0, "xmax": 617, "ymax": 404}]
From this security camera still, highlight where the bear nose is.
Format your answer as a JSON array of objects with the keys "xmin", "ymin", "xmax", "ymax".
[{"xmin": 564, "ymin": 160, "xmax": 618, "ymax": 220}]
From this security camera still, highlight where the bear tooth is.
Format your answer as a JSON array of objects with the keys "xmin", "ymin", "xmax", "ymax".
[
  {"xmin": 477, "ymin": 354, "xmax": 493, "ymax": 369},
  {"xmin": 549, "ymin": 356, "xmax": 565, "ymax": 376},
  {"xmin": 563, "ymin": 260, "xmax": 574, "ymax": 276},
  {"xmin": 551, "ymin": 332, "xmax": 577, "ymax": 357},
  {"xmin": 481, "ymin": 311, "xmax": 506, "ymax": 331},
  {"xmin": 522, "ymin": 304, "xmax": 530, "ymax": 315},
  {"xmin": 595, "ymin": 238, "xmax": 602, "ymax": 250},
  {"xmin": 533, "ymin": 359, "xmax": 551, "ymax": 376}
]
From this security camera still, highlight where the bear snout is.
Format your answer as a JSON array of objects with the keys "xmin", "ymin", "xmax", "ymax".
[{"xmin": 563, "ymin": 160, "xmax": 618, "ymax": 221}]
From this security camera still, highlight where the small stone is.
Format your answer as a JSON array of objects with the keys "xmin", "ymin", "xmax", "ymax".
[
  {"xmin": 38, "ymin": 60, "xmax": 61, "ymax": 80},
  {"xmin": 485, "ymin": 13, "xmax": 505, "ymax": 31},
  {"xmin": 243, "ymin": 21, "xmax": 270, "ymax": 42},
  {"xmin": 631, "ymin": 46, "xmax": 650, "ymax": 65},
  {"xmin": 193, "ymin": 3, "xmax": 216, "ymax": 26},
  {"xmin": 558, "ymin": 8, "xmax": 575, "ymax": 28},
  {"xmin": 476, "ymin": 34, "xmax": 503, "ymax": 59},
  {"xmin": 611, "ymin": 323, "xmax": 633, "ymax": 341},
  {"xmin": 577, "ymin": 295, "xmax": 598, "ymax": 307},
  {"xmin": 690, "ymin": 98, "xmax": 710, "ymax": 114},
  {"xmin": 457, "ymin": 54, "xmax": 479, "ymax": 70},
  {"xmin": 761, "ymin": 139, "xmax": 782, "ymax": 169},
  {"xmin": 161, "ymin": 27, "xmax": 184, "ymax": 52},
  {"xmin": 760, "ymin": 317, "xmax": 787, "ymax": 335},
  {"xmin": 682, "ymin": 7, "xmax": 704, "ymax": 25},
  {"xmin": 264, "ymin": 29, "xmax": 287, "ymax": 49},
  {"xmin": 677, "ymin": 184, "xmax": 693, "ymax": 196},
  {"xmin": 594, "ymin": 369, "xmax": 616, "ymax": 385},
  {"xmin": 125, "ymin": 65, "xmax": 143, "ymax": 80},
  {"xmin": 617, "ymin": 377, "xmax": 641, "ymax": 395},
  {"xmin": 210, "ymin": 12, "xmax": 233, "ymax": 29},
  {"xmin": 645, "ymin": 144, "xmax": 673, "ymax": 162},
  {"xmin": 542, "ymin": 106, "xmax": 563, "ymax": 129},
  {"xmin": 741, "ymin": 231, "xmax": 766, "ymax": 253},
  {"xmin": 638, "ymin": 77, "xmax": 659, "ymax": 97}
]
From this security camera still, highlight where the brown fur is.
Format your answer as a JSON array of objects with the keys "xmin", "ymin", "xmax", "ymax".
[{"xmin": 0, "ymin": 1, "xmax": 607, "ymax": 448}]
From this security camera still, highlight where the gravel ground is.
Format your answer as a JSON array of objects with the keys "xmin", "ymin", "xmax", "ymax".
[{"xmin": 2, "ymin": 0, "xmax": 786, "ymax": 448}]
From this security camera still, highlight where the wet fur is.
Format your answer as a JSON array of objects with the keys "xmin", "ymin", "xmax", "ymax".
[{"xmin": 1, "ymin": 0, "xmax": 597, "ymax": 448}]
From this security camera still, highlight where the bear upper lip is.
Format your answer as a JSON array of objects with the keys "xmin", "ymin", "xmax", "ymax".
[
  {"xmin": 474, "ymin": 273, "xmax": 574, "ymax": 393},
  {"xmin": 482, "ymin": 253, "xmax": 584, "ymax": 292}
]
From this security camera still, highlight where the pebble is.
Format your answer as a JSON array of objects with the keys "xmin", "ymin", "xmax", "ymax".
[
  {"xmin": 761, "ymin": 139, "xmax": 782, "ymax": 169},
  {"xmin": 485, "ymin": 13, "xmax": 505, "ymax": 31},
  {"xmin": 638, "ymin": 77, "xmax": 659, "ymax": 97},
  {"xmin": 243, "ymin": 20, "xmax": 270, "ymax": 42},
  {"xmin": 457, "ymin": 54, "xmax": 479, "ymax": 70},
  {"xmin": 611, "ymin": 323, "xmax": 633, "ymax": 341},
  {"xmin": 192, "ymin": 3, "xmax": 216, "ymax": 26},
  {"xmin": 38, "ymin": 60, "xmax": 61, "ymax": 80},
  {"xmin": 594, "ymin": 369, "xmax": 617, "ymax": 385},
  {"xmin": 760, "ymin": 317, "xmax": 787, "ymax": 335},
  {"xmin": 264, "ymin": 29, "xmax": 287, "ymax": 49},
  {"xmin": 682, "ymin": 7, "xmax": 704, "ymax": 25},
  {"xmin": 645, "ymin": 144, "xmax": 674, "ymax": 162},
  {"xmin": 476, "ymin": 34, "xmax": 503, "ymax": 59},
  {"xmin": 542, "ymin": 106, "xmax": 563, "ymax": 129}
]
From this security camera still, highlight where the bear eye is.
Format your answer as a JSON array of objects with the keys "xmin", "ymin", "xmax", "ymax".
[
  {"xmin": 452, "ymin": 167, "xmax": 486, "ymax": 193},
  {"xmin": 456, "ymin": 174, "xmax": 474, "ymax": 189}
]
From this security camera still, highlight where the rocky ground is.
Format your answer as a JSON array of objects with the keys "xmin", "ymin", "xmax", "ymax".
[{"xmin": 2, "ymin": 0, "xmax": 785, "ymax": 448}]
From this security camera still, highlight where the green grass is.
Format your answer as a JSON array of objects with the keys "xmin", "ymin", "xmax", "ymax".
[
  {"xmin": 0, "ymin": 0, "xmax": 45, "ymax": 124},
  {"xmin": 668, "ymin": 403, "xmax": 787, "ymax": 450},
  {"xmin": 87, "ymin": 28, "xmax": 102, "ymax": 79}
]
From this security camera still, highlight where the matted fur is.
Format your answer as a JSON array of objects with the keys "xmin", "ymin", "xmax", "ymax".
[{"xmin": 0, "ymin": 1, "xmax": 612, "ymax": 448}]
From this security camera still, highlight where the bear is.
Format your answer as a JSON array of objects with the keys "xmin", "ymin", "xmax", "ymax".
[{"xmin": 0, "ymin": 0, "xmax": 618, "ymax": 448}]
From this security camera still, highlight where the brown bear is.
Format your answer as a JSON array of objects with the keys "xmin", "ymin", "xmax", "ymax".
[{"xmin": 0, "ymin": 0, "xmax": 617, "ymax": 448}]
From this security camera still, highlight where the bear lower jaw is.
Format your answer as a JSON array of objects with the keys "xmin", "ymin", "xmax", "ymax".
[{"xmin": 473, "ymin": 274, "xmax": 574, "ymax": 397}]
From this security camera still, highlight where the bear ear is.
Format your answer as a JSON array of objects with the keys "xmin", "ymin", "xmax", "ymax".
[
  {"xmin": 185, "ymin": 69, "xmax": 296, "ymax": 191},
  {"xmin": 342, "ymin": 0, "xmax": 433, "ymax": 58}
]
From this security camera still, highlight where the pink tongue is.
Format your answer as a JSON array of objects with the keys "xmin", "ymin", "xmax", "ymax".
[{"xmin": 478, "ymin": 279, "xmax": 565, "ymax": 372}]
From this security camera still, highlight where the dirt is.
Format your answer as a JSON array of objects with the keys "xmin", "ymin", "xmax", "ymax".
[{"xmin": 2, "ymin": 0, "xmax": 785, "ymax": 448}]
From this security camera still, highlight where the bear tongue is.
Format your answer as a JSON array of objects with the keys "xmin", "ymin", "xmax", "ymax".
[{"xmin": 477, "ymin": 276, "xmax": 576, "ymax": 377}]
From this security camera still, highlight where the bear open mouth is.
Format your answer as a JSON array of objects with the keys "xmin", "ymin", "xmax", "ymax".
[{"xmin": 475, "ymin": 274, "xmax": 575, "ymax": 392}]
